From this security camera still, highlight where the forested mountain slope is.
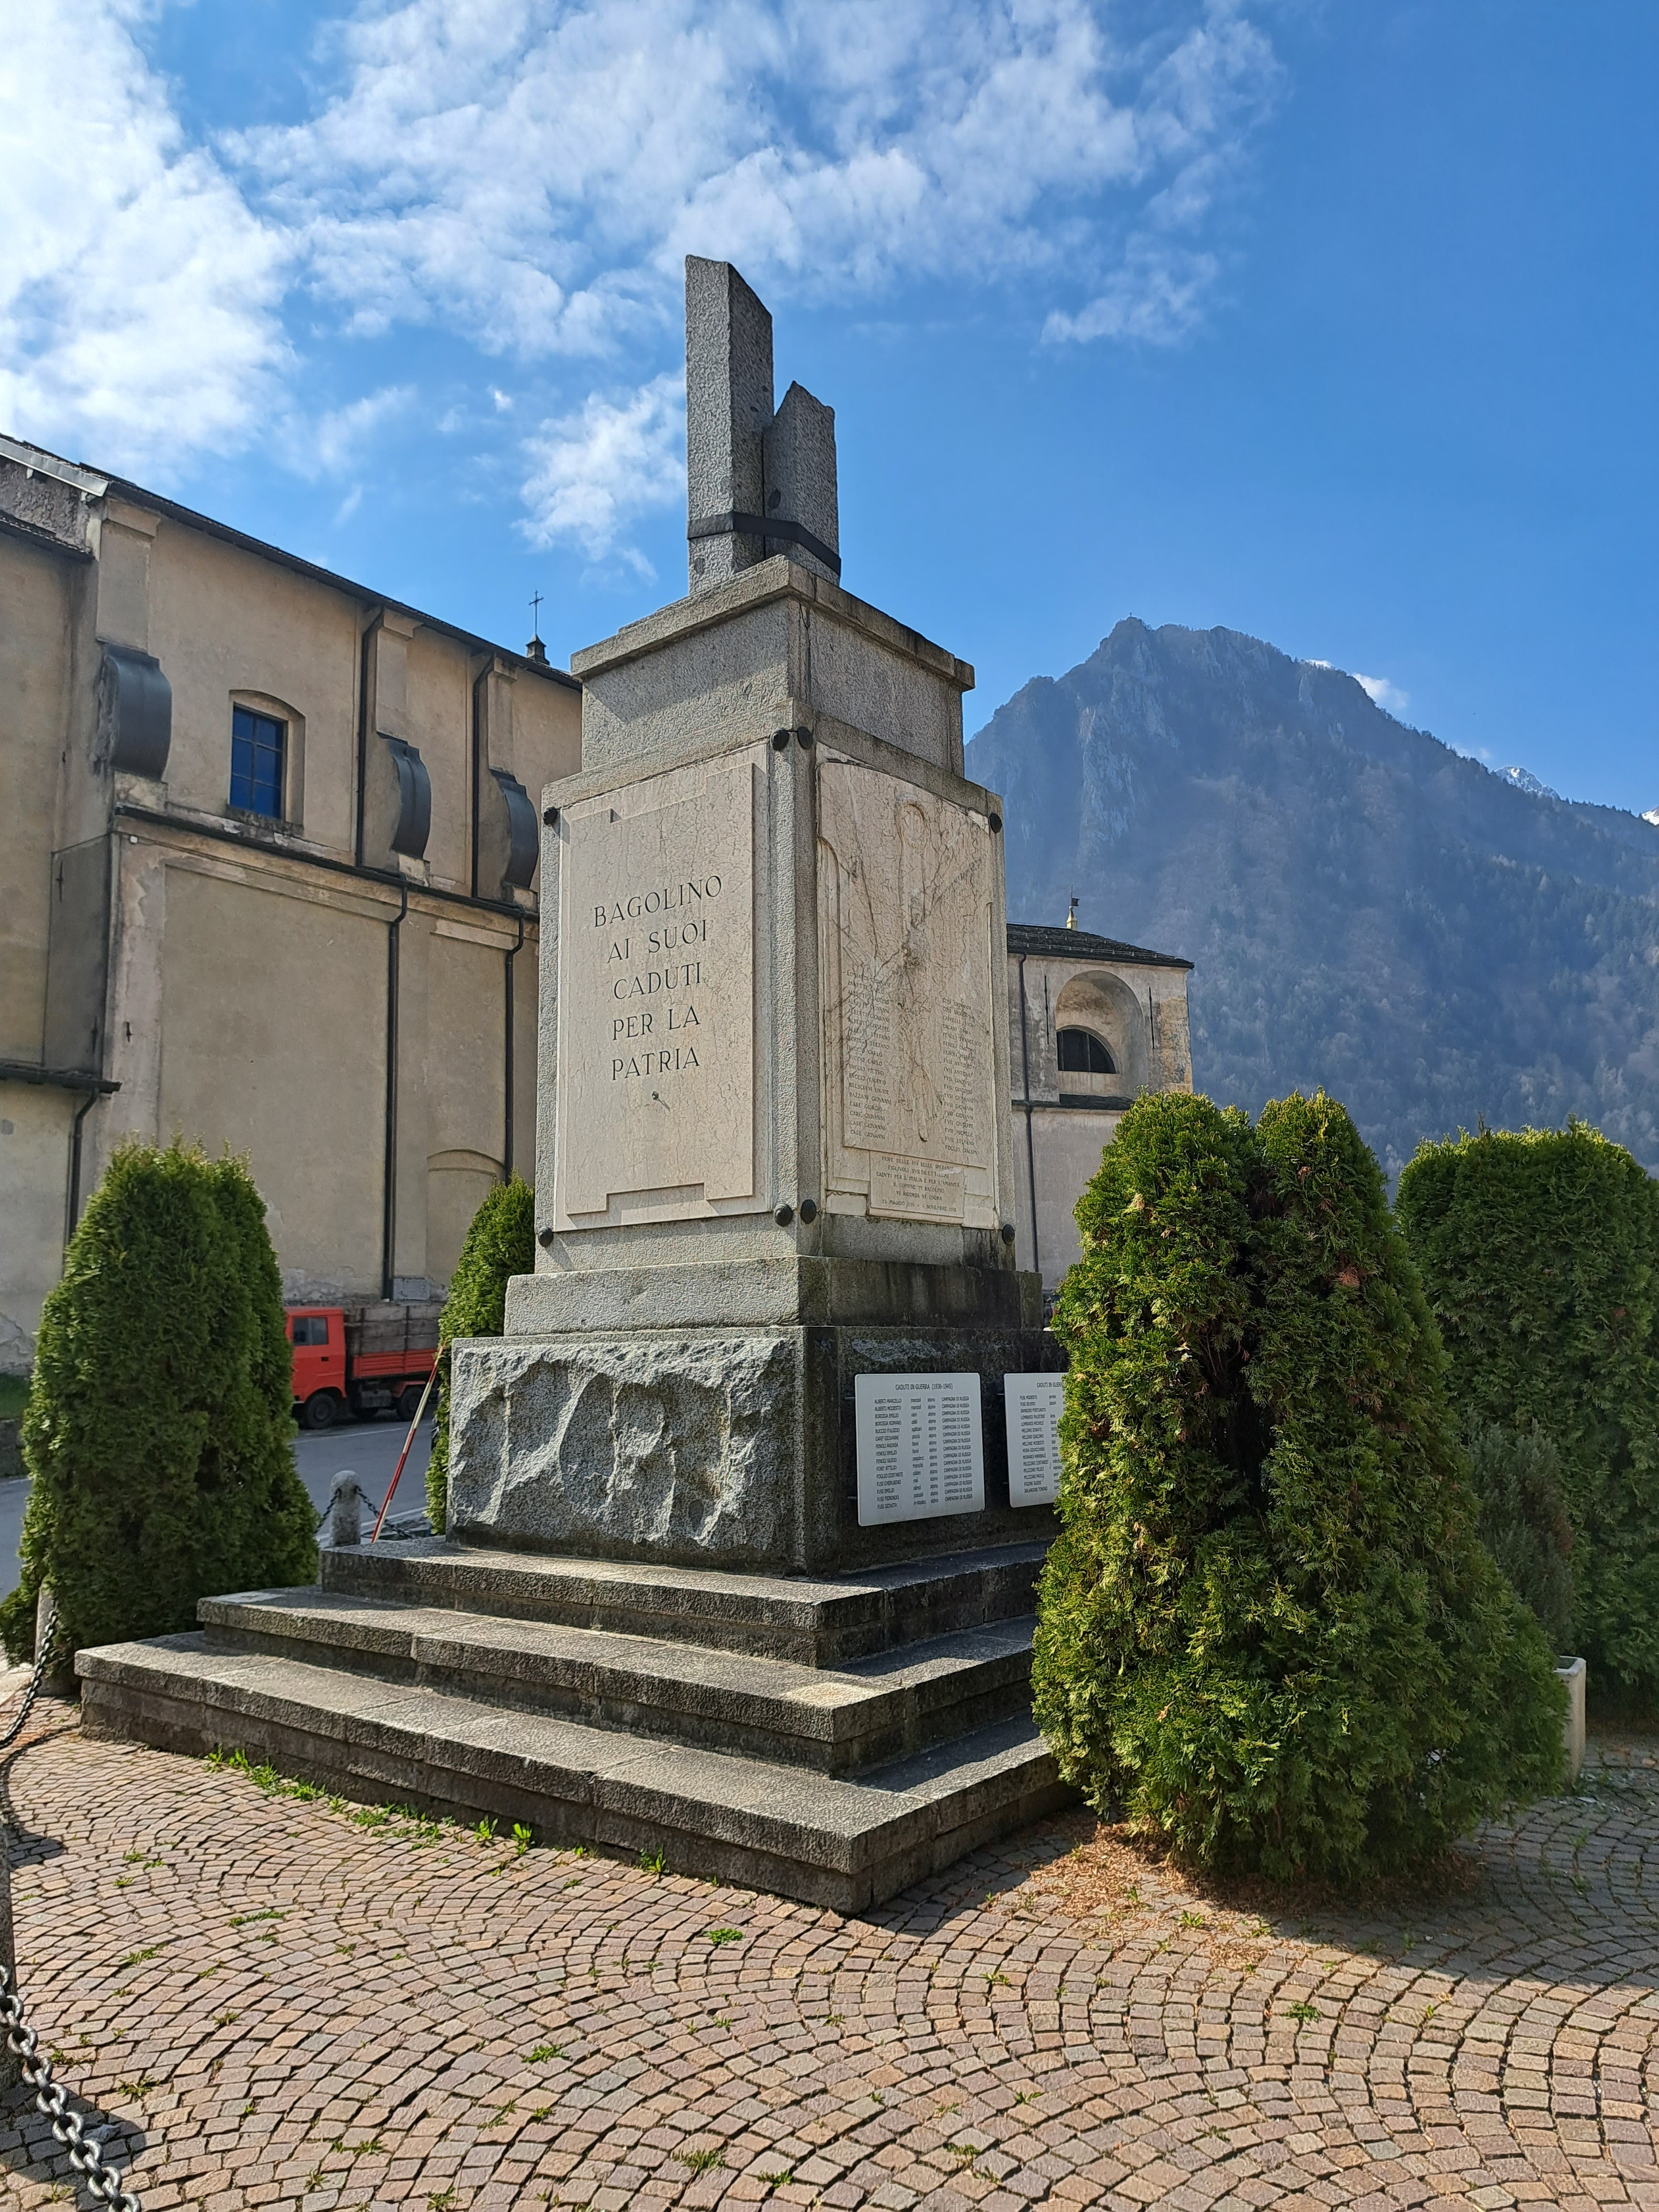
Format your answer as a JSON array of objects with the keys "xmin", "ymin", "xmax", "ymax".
[{"xmin": 969, "ymin": 619, "xmax": 1659, "ymax": 1174}]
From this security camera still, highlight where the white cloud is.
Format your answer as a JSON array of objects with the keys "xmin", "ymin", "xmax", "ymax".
[
  {"xmin": 0, "ymin": 0, "xmax": 290, "ymax": 475},
  {"xmin": 1043, "ymin": 241, "xmax": 1218, "ymax": 344},
  {"xmin": 3, "ymin": 0, "xmax": 1282, "ymax": 551},
  {"xmin": 1043, "ymin": 9, "xmax": 1278, "ymax": 344},
  {"xmin": 520, "ymin": 370, "xmax": 686, "ymax": 567},
  {"xmin": 1354, "ymin": 672, "xmax": 1410, "ymax": 717},
  {"xmin": 292, "ymin": 384, "xmax": 416, "ymax": 478},
  {"xmin": 233, "ymin": 0, "xmax": 1280, "ymax": 359}
]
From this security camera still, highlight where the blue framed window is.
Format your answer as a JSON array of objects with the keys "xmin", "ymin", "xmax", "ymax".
[{"xmin": 231, "ymin": 705, "xmax": 285, "ymax": 818}]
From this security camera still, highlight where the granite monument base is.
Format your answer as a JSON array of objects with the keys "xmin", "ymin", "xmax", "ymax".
[
  {"xmin": 78, "ymin": 1535, "xmax": 1072, "ymax": 1912},
  {"xmin": 448, "ymin": 1310, "xmax": 1062, "ymax": 1575}
]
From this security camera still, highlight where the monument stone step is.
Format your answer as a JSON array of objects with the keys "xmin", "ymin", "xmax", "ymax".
[
  {"xmin": 197, "ymin": 1586, "xmax": 1038, "ymax": 1775},
  {"xmin": 318, "ymin": 1535, "xmax": 1049, "ymax": 1664},
  {"xmin": 76, "ymin": 1634, "xmax": 1069, "ymax": 1913}
]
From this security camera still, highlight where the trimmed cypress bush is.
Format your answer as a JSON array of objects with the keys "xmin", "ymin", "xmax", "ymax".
[
  {"xmin": 0, "ymin": 1141, "xmax": 317, "ymax": 1663},
  {"xmin": 1463, "ymin": 1423, "xmax": 1574, "ymax": 1648},
  {"xmin": 426, "ymin": 1176, "xmax": 535, "ymax": 1530},
  {"xmin": 1397, "ymin": 1122, "xmax": 1659, "ymax": 1701},
  {"xmin": 1032, "ymin": 1088, "xmax": 1564, "ymax": 1881}
]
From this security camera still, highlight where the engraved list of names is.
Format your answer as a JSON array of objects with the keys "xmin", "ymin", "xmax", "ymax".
[
  {"xmin": 555, "ymin": 757, "xmax": 755, "ymax": 1225},
  {"xmin": 1003, "ymin": 1371, "xmax": 1064, "ymax": 1507},
  {"xmin": 855, "ymin": 1372, "xmax": 985, "ymax": 1526}
]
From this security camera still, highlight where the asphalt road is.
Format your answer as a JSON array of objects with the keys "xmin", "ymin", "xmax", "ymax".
[{"xmin": 0, "ymin": 1414, "xmax": 434, "ymax": 1604}]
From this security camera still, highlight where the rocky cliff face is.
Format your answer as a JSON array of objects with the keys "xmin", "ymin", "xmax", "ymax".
[{"xmin": 969, "ymin": 619, "xmax": 1659, "ymax": 1176}]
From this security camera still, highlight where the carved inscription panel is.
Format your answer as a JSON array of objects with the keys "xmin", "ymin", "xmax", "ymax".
[
  {"xmin": 818, "ymin": 758, "xmax": 999, "ymax": 1227},
  {"xmin": 555, "ymin": 756, "xmax": 756, "ymax": 1226}
]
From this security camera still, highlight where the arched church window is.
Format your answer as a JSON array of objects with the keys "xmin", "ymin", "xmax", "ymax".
[{"xmin": 1057, "ymin": 1027, "xmax": 1115, "ymax": 1075}]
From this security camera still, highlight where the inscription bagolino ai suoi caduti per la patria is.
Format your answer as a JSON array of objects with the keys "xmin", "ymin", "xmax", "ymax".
[
  {"xmin": 553, "ymin": 754, "xmax": 757, "ymax": 1226},
  {"xmin": 597, "ymin": 872, "xmax": 718, "ymax": 1084}
]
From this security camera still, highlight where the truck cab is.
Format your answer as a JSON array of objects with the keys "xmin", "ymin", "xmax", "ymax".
[{"xmin": 286, "ymin": 1308, "xmax": 347, "ymax": 1429}]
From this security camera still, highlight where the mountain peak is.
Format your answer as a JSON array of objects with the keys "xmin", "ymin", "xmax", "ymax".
[
  {"xmin": 968, "ymin": 617, "xmax": 1659, "ymax": 1176},
  {"xmin": 1499, "ymin": 765, "xmax": 1562, "ymax": 802}
]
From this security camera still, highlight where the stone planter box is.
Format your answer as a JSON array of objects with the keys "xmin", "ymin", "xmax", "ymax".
[{"xmin": 1556, "ymin": 1656, "xmax": 1586, "ymax": 1785}]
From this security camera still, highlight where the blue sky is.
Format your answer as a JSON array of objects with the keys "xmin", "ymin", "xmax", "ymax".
[{"xmin": 6, "ymin": 1, "xmax": 1653, "ymax": 808}]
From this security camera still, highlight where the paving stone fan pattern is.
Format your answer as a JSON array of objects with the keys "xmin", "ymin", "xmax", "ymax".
[{"xmin": 2, "ymin": 1707, "xmax": 1655, "ymax": 2210}]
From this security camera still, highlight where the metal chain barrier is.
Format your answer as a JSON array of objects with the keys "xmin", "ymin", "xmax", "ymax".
[
  {"xmin": 0, "ymin": 1602, "xmax": 61, "ymax": 1752},
  {"xmin": 0, "ymin": 1963, "xmax": 142, "ymax": 2210},
  {"xmin": 0, "ymin": 1594, "xmax": 144, "ymax": 2209}
]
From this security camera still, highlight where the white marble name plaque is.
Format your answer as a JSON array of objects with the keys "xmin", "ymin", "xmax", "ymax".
[
  {"xmin": 854, "ymin": 1372, "xmax": 984, "ymax": 1526},
  {"xmin": 1003, "ymin": 1371, "xmax": 1065, "ymax": 1507},
  {"xmin": 555, "ymin": 756, "xmax": 755, "ymax": 1226},
  {"xmin": 867, "ymin": 1153, "xmax": 964, "ymax": 1224}
]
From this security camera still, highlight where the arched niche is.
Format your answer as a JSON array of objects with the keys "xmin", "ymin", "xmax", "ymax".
[{"xmin": 1052, "ymin": 969, "xmax": 1149, "ymax": 1097}]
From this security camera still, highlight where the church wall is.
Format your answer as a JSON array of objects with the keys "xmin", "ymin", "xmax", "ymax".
[
  {"xmin": 158, "ymin": 862, "xmax": 389, "ymax": 1301},
  {"xmin": 1008, "ymin": 933, "xmax": 1194, "ymax": 1292}
]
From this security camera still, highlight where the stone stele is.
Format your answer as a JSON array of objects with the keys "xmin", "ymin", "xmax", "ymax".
[{"xmin": 449, "ymin": 256, "xmax": 1055, "ymax": 1574}]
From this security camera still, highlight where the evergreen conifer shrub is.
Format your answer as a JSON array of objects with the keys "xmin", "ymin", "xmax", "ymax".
[
  {"xmin": 1032, "ymin": 1089, "xmax": 1564, "ymax": 1881},
  {"xmin": 0, "ymin": 1142, "xmax": 317, "ymax": 1662},
  {"xmin": 1463, "ymin": 1424, "xmax": 1574, "ymax": 1648},
  {"xmin": 1397, "ymin": 1123, "xmax": 1659, "ymax": 1699},
  {"xmin": 426, "ymin": 1177, "xmax": 535, "ymax": 1530}
]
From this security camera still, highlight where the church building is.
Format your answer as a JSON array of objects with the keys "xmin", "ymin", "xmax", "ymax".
[
  {"xmin": 1006, "ymin": 914, "xmax": 1194, "ymax": 1291},
  {"xmin": 0, "ymin": 430, "xmax": 580, "ymax": 1374}
]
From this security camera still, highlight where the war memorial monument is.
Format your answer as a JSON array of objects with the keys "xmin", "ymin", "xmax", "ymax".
[{"xmin": 80, "ymin": 261, "xmax": 1074, "ymax": 1908}]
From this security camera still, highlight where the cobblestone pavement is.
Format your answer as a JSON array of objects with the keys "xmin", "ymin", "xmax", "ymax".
[{"xmin": 1, "ymin": 1699, "xmax": 1654, "ymax": 2212}]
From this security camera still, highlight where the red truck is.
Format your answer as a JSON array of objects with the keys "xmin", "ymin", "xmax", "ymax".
[{"xmin": 285, "ymin": 1303, "xmax": 440, "ymax": 1430}]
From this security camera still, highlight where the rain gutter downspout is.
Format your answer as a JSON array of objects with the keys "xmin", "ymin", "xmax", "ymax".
[
  {"xmin": 66, "ymin": 1088, "xmax": 107, "ymax": 1251},
  {"xmin": 503, "ymin": 908, "xmax": 525, "ymax": 1180},
  {"xmin": 381, "ymin": 876, "xmax": 408, "ymax": 1300},
  {"xmin": 1017, "ymin": 952, "xmax": 1040, "ymax": 1282}
]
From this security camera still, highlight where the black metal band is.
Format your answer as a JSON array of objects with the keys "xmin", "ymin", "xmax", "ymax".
[{"xmin": 687, "ymin": 510, "xmax": 841, "ymax": 579}]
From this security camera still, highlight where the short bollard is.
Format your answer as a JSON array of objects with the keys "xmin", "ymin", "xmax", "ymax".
[
  {"xmin": 1557, "ymin": 1656, "xmax": 1587, "ymax": 1785},
  {"xmin": 319, "ymin": 1471, "xmax": 372, "ymax": 1548},
  {"xmin": 35, "ymin": 1585, "xmax": 73, "ymax": 1701}
]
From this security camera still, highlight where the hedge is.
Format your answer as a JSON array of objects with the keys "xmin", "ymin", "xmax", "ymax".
[
  {"xmin": 1463, "ymin": 1423, "xmax": 1574, "ymax": 1648},
  {"xmin": 0, "ymin": 1141, "xmax": 317, "ymax": 1662},
  {"xmin": 426, "ymin": 1176, "xmax": 535, "ymax": 1530},
  {"xmin": 1032, "ymin": 1088, "xmax": 1564, "ymax": 1881},
  {"xmin": 1397, "ymin": 1122, "xmax": 1659, "ymax": 1700}
]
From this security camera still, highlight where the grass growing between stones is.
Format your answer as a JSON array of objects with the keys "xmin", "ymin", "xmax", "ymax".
[{"xmin": 202, "ymin": 1745, "xmax": 536, "ymax": 1857}]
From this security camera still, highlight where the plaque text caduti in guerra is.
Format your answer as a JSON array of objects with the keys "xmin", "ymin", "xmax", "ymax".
[{"xmin": 597, "ymin": 874, "xmax": 722, "ymax": 1084}]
